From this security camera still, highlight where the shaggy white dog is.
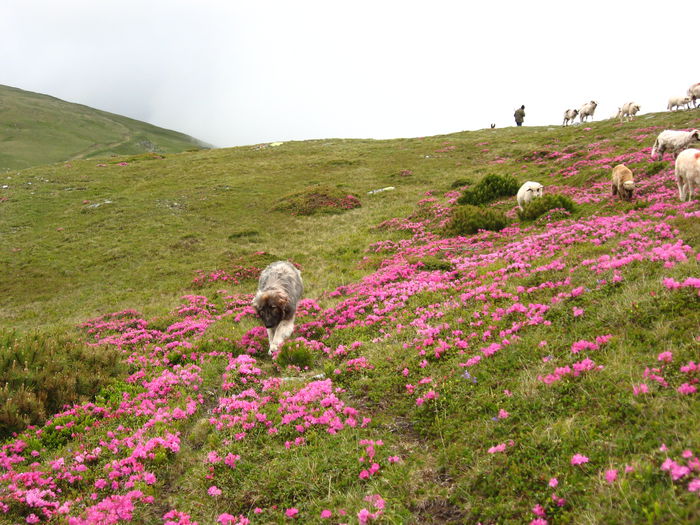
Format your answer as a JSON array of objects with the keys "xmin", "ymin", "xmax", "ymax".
[{"xmin": 252, "ymin": 261, "xmax": 303, "ymax": 354}]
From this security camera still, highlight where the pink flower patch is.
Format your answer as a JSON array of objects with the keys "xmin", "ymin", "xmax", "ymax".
[
  {"xmin": 571, "ymin": 454, "xmax": 589, "ymax": 466},
  {"xmin": 605, "ymin": 469, "xmax": 618, "ymax": 483},
  {"xmin": 657, "ymin": 351, "xmax": 673, "ymax": 363}
]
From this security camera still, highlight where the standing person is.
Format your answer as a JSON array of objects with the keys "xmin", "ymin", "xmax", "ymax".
[{"xmin": 514, "ymin": 105, "xmax": 525, "ymax": 126}]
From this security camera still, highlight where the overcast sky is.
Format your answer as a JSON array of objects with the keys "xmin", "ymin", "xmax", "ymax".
[{"xmin": 1, "ymin": 1, "xmax": 697, "ymax": 147}]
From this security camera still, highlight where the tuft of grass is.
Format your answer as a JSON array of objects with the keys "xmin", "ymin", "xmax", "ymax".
[
  {"xmin": 276, "ymin": 340, "xmax": 316, "ymax": 370},
  {"xmin": 272, "ymin": 184, "xmax": 361, "ymax": 216}
]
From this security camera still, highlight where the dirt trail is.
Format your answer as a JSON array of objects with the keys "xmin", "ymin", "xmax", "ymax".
[{"xmin": 67, "ymin": 118, "xmax": 134, "ymax": 160}]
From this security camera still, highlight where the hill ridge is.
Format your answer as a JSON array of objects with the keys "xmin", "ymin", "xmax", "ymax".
[{"xmin": 0, "ymin": 84, "xmax": 209, "ymax": 170}]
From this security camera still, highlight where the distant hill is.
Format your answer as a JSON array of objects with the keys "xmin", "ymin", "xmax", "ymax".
[{"xmin": 0, "ymin": 84, "xmax": 209, "ymax": 170}]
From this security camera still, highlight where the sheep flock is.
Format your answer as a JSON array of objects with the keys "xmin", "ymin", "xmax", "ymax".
[{"xmin": 516, "ymin": 82, "xmax": 700, "ymax": 209}]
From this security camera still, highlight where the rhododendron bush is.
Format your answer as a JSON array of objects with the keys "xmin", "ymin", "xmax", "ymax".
[{"xmin": 1, "ymin": 122, "xmax": 698, "ymax": 523}]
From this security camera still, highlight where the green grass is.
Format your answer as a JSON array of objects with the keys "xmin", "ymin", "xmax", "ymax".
[{"xmin": 0, "ymin": 84, "xmax": 208, "ymax": 170}]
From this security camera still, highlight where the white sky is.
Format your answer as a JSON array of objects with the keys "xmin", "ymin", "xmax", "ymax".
[{"xmin": 1, "ymin": 1, "xmax": 697, "ymax": 147}]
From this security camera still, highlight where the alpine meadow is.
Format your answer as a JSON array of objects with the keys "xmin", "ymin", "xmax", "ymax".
[{"xmin": 0, "ymin": 88, "xmax": 699, "ymax": 524}]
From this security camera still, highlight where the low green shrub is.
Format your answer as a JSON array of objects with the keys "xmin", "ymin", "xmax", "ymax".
[
  {"xmin": 276, "ymin": 340, "xmax": 316, "ymax": 369},
  {"xmin": 272, "ymin": 185, "xmax": 361, "ymax": 216},
  {"xmin": 457, "ymin": 174, "xmax": 519, "ymax": 206},
  {"xmin": 0, "ymin": 330, "xmax": 126, "ymax": 439},
  {"xmin": 518, "ymin": 194, "xmax": 576, "ymax": 221},
  {"xmin": 447, "ymin": 205, "xmax": 508, "ymax": 235}
]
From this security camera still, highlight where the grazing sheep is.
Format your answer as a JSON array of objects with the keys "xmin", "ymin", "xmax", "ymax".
[
  {"xmin": 562, "ymin": 109, "xmax": 578, "ymax": 126},
  {"xmin": 651, "ymin": 129, "xmax": 700, "ymax": 160},
  {"xmin": 516, "ymin": 181, "xmax": 544, "ymax": 210},
  {"xmin": 579, "ymin": 101, "xmax": 598, "ymax": 122},
  {"xmin": 611, "ymin": 164, "xmax": 635, "ymax": 201},
  {"xmin": 674, "ymin": 148, "xmax": 700, "ymax": 201},
  {"xmin": 687, "ymin": 83, "xmax": 700, "ymax": 108},
  {"xmin": 616, "ymin": 102, "xmax": 640, "ymax": 121},
  {"xmin": 667, "ymin": 96, "xmax": 691, "ymax": 111}
]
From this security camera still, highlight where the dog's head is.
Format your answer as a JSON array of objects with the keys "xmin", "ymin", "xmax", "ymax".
[{"xmin": 252, "ymin": 290, "xmax": 289, "ymax": 329}]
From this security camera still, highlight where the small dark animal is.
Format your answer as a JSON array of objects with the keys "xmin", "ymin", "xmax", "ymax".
[{"xmin": 252, "ymin": 261, "xmax": 303, "ymax": 354}]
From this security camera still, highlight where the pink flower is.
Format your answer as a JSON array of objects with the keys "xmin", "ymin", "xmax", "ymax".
[
  {"xmin": 498, "ymin": 409, "xmax": 510, "ymax": 419},
  {"xmin": 548, "ymin": 477, "xmax": 558, "ymax": 488},
  {"xmin": 488, "ymin": 443, "xmax": 507, "ymax": 454},
  {"xmin": 572, "ymin": 307, "xmax": 584, "ymax": 317},
  {"xmin": 633, "ymin": 383, "xmax": 649, "ymax": 395},
  {"xmin": 677, "ymin": 383, "xmax": 697, "ymax": 395},
  {"xmin": 207, "ymin": 451, "xmax": 222, "ymax": 463},
  {"xmin": 530, "ymin": 519, "xmax": 548, "ymax": 525},
  {"xmin": 208, "ymin": 485, "xmax": 222, "ymax": 497},
  {"xmin": 605, "ymin": 469, "xmax": 618, "ymax": 483},
  {"xmin": 571, "ymin": 453, "xmax": 590, "ymax": 466},
  {"xmin": 320, "ymin": 509, "xmax": 332, "ymax": 518},
  {"xmin": 532, "ymin": 504, "xmax": 546, "ymax": 517},
  {"xmin": 285, "ymin": 508, "xmax": 299, "ymax": 518},
  {"xmin": 657, "ymin": 351, "xmax": 673, "ymax": 363}
]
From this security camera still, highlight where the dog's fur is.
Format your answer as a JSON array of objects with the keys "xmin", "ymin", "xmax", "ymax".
[{"xmin": 252, "ymin": 261, "xmax": 303, "ymax": 354}]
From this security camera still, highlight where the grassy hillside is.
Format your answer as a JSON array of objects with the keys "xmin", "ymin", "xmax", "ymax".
[
  {"xmin": 0, "ymin": 111, "xmax": 699, "ymax": 523},
  {"xmin": 0, "ymin": 85, "xmax": 208, "ymax": 170}
]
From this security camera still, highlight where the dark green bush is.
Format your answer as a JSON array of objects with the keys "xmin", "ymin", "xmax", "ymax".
[
  {"xmin": 447, "ymin": 205, "xmax": 508, "ymax": 235},
  {"xmin": 0, "ymin": 330, "xmax": 126, "ymax": 440},
  {"xmin": 518, "ymin": 194, "xmax": 576, "ymax": 221},
  {"xmin": 457, "ymin": 174, "xmax": 519, "ymax": 206}
]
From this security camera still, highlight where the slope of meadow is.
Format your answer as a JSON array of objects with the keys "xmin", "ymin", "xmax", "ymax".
[
  {"xmin": 0, "ymin": 85, "xmax": 208, "ymax": 171},
  {"xmin": 0, "ymin": 111, "xmax": 699, "ymax": 524}
]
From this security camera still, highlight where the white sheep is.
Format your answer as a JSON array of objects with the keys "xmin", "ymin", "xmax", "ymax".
[
  {"xmin": 687, "ymin": 83, "xmax": 700, "ymax": 108},
  {"xmin": 579, "ymin": 101, "xmax": 598, "ymax": 123},
  {"xmin": 611, "ymin": 164, "xmax": 635, "ymax": 201},
  {"xmin": 674, "ymin": 148, "xmax": 700, "ymax": 201},
  {"xmin": 651, "ymin": 129, "xmax": 700, "ymax": 160},
  {"xmin": 667, "ymin": 96, "xmax": 691, "ymax": 111},
  {"xmin": 517, "ymin": 181, "xmax": 544, "ymax": 210},
  {"xmin": 562, "ymin": 109, "xmax": 578, "ymax": 126},
  {"xmin": 616, "ymin": 102, "xmax": 640, "ymax": 121}
]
